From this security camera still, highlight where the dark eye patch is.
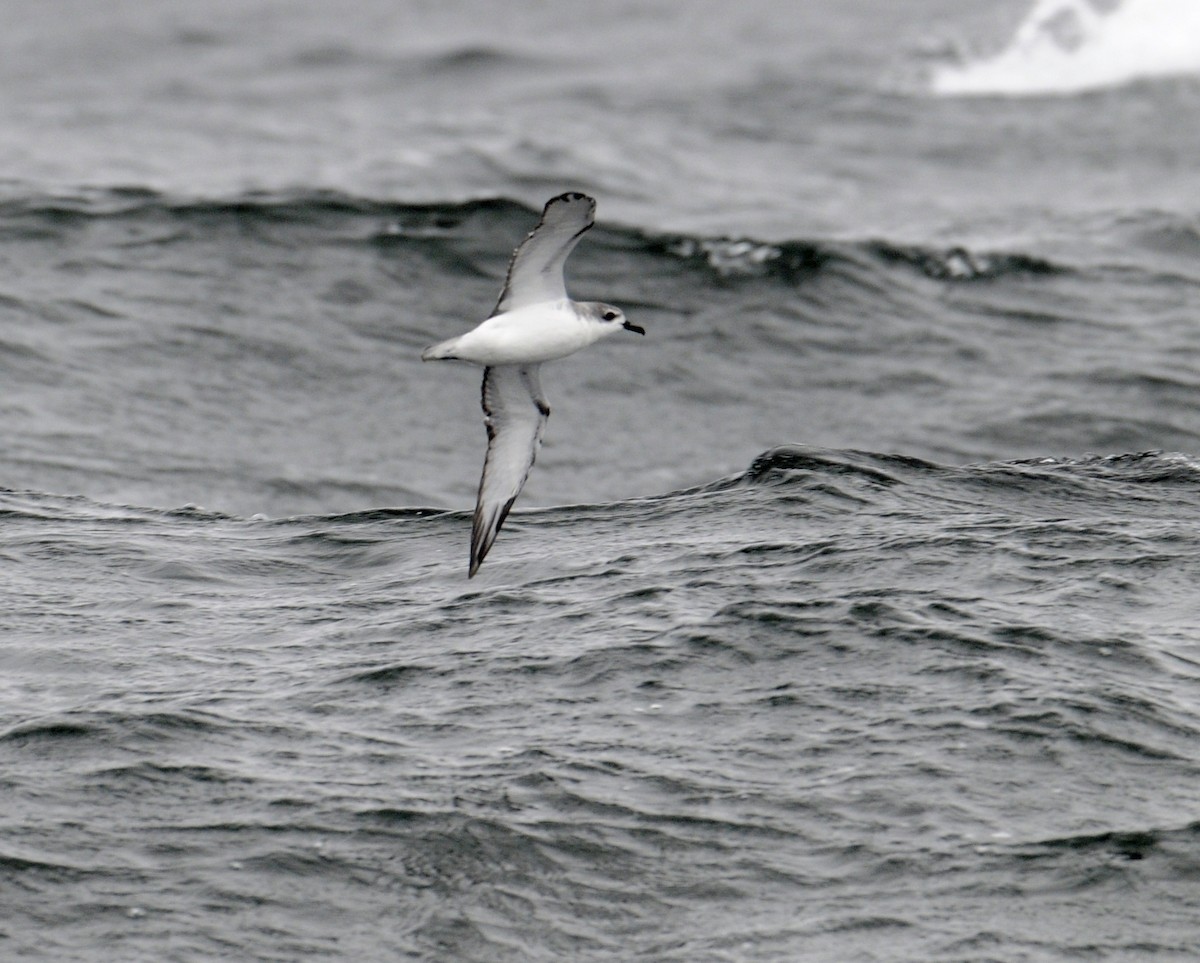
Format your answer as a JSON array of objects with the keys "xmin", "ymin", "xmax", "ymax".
[{"xmin": 603, "ymin": 311, "xmax": 618, "ymax": 321}]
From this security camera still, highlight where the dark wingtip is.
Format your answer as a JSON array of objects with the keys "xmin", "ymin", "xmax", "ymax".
[
  {"xmin": 469, "ymin": 540, "xmax": 485, "ymax": 577},
  {"xmin": 550, "ymin": 191, "xmax": 594, "ymax": 207},
  {"xmin": 469, "ymin": 527, "xmax": 485, "ymax": 577}
]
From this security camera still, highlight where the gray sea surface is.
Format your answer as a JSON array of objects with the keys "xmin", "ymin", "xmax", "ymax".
[{"xmin": 3, "ymin": 1, "xmax": 1200, "ymax": 960}]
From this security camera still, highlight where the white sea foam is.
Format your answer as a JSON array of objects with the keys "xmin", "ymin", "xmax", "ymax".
[{"xmin": 931, "ymin": 0, "xmax": 1200, "ymax": 96}]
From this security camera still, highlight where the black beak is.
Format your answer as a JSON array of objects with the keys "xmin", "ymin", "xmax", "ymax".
[{"xmin": 623, "ymin": 320, "xmax": 646, "ymax": 335}]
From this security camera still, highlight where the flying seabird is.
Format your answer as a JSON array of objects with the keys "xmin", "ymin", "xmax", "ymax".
[{"xmin": 422, "ymin": 192, "xmax": 644, "ymax": 576}]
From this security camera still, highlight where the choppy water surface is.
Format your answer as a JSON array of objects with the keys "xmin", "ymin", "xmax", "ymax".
[{"xmin": 3, "ymin": 0, "xmax": 1200, "ymax": 960}]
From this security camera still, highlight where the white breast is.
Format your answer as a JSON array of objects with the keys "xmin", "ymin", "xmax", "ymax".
[{"xmin": 449, "ymin": 301, "xmax": 602, "ymax": 366}]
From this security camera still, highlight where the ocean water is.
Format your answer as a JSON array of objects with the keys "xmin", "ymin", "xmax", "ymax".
[{"xmin": 3, "ymin": 0, "xmax": 1200, "ymax": 960}]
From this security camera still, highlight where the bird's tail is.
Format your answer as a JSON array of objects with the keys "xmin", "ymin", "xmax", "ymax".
[{"xmin": 421, "ymin": 337, "xmax": 461, "ymax": 362}]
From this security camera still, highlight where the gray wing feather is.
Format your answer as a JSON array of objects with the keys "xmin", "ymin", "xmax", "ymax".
[
  {"xmin": 491, "ymin": 192, "xmax": 596, "ymax": 316},
  {"xmin": 470, "ymin": 364, "xmax": 549, "ymax": 576}
]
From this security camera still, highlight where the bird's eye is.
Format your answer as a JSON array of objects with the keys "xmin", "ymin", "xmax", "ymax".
[{"xmin": 603, "ymin": 311, "xmax": 618, "ymax": 321}]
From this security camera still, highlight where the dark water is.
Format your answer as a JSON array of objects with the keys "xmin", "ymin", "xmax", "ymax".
[
  {"xmin": 5, "ymin": 446, "xmax": 1200, "ymax": 960},
  {"xmin": 4, "ymin": 1, "xmax": 1200, "ymax": 960}
]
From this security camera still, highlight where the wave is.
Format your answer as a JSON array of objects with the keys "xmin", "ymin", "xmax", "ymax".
[
  {"xmin": 664, "ymin": 446, "xmax": 1200, "ymax": 533},
  {"xmin": 1020, "ymin": 821, "xmax": 1200, "ymax": 858},
  {"xmin": 10, "ymin": 445, "xmax": 1199, "ymax": 529},
  {"xmin": 729, "ymin": 444, "xmax": 1200, "ymax": 493},
  {"xmin": 930, "ymin": 0, "xmax": 1200, "ymax": 97},
  {"xmin": 0, "ymin": 187, "xmax": 1070, "ymax": 284}
]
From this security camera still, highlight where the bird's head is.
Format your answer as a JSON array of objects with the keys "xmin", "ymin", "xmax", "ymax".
[{"xmin": 589, "ymin": 302, "xmax": 645, "ymax": 336}]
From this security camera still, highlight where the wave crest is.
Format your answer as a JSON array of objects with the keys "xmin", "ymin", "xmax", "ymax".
[
  {"xmin": 0, "ymin": 188, "xmax": 1067, "ymax": 284},
  {"xmin": 930, "ymin": 0, "xmax": 1200, "ymax": 97}
]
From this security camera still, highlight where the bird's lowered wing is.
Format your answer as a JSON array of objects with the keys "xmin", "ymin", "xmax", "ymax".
[
  {"xmin": 491, "ymin": 192, "xmax": 595, "ymax": 316},
  {"xmin": 470, "ymin": 364, "xmax": 549, "ymax": 576}
]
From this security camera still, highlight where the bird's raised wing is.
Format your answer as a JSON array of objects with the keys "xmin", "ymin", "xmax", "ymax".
[
  {"xmin": 470, "ymin": 364, "xmax": 549, "ymax": 576},
  {"xmin": 491, "ymin": 192, "xmax": 596, "ymax": 316}
]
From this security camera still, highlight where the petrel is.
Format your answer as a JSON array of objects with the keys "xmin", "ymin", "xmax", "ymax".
[{"xmin": 422, "ymin": 192, "xmax": 644, "ymax": 576}]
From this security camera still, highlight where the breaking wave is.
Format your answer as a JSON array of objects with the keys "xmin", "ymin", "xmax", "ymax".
[{"xmin": 930, "ymin": 0, "xmax": 1200, "ymax": 97}]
